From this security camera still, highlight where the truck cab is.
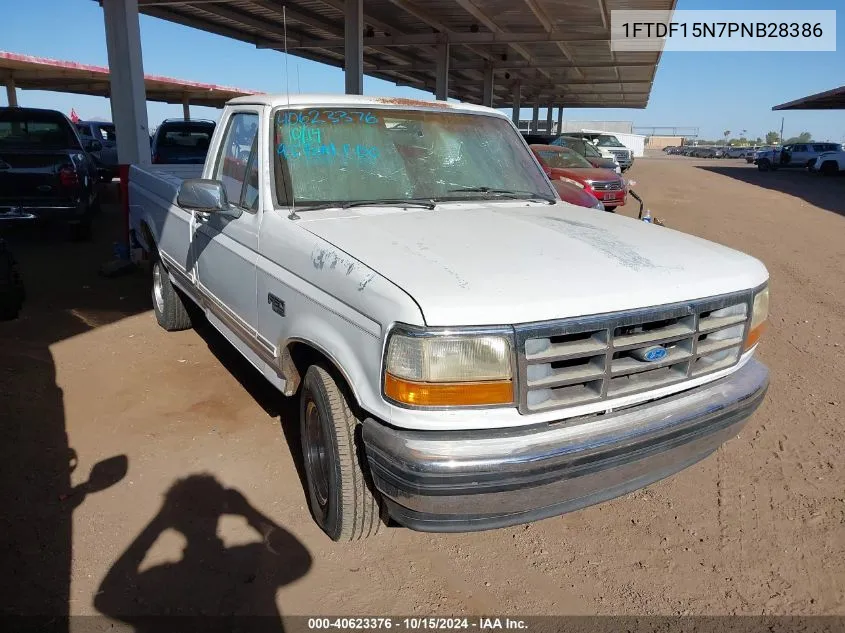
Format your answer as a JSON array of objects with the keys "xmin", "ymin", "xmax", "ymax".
[{"xmin": 129, "ymin": 94, "xmax": 769, "ymax": 541}]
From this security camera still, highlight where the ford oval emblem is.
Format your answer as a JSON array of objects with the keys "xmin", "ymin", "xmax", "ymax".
[{"xmin": 643, "ymin": 346, "xmax": 667, "ymax": 362}]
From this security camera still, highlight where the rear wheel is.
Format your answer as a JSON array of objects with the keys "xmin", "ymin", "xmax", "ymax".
[
  {"xmin": 821, "ymin": 161, "xmax": 839, "ymax": 176},
  {"xmin": 300, "ymin": 365, "xmax": 384, "ymax": 541},
  {"xmin": 151, "ymin": 258, "xmax": 192, "ymax": 331}
]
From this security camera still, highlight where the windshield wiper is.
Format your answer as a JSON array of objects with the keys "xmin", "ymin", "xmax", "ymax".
[
  {"xmin": 343, "ymin": 198, "xmax": 436, "ymax": 210},
  {"xmin": 446, "ymin": 187, "xmax": 555, "ymax": 204},
  {"xmin": 295, "ymin": 198, "xmax": 436, "ymax": 212}
]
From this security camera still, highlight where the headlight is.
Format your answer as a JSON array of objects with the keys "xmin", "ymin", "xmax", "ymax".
[
  {"xmin": 558, "ymin": 176, "xmax": 585, "ymax": 189},
  {"xmin": 744, "ymin": 286, "xmax": 769, "ymax": 350},
  {"xmin": 384, "ymin": 327, "xmax": 514, "ymax": 407},
  {"xmin": 592, "ymin": 200, "xmax": 606, "ymax": 210}
]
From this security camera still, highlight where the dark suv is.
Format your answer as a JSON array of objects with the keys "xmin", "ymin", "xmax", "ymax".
[{"xmin": 150, "ymin": 119, "xmax": 216, "ymax": 164}]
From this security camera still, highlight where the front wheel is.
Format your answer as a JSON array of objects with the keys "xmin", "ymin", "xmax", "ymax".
[
  {"xmin": 604, "ymin": 205, "xmax": 617, "ymax": 212},
  {"xmin": 757, "ymin": 159, "xmax": 771, "ymax": 172},
  {"xmin": 300, "ymin": 365, "xmax": 384, "ymax": 541}
]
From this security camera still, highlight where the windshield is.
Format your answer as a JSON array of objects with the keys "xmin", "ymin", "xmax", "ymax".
[
  {"xmin": 156, "ymin": 123, "xmax": 214, "ymax": 154},
  {"xmin": 272, "ymin": 107, "xmax": 553, "ymax": 206},
  {"xmin": 553, "ymin": 137, "xmax": 601, "ymax": 159},
  {"xmin": 0, "ymin": 110, "xmax": 79, "ymax": 150},
  {"xmin": 533, "ymin": 147, "xmax": 593, "ymax": 170},
  {"xmin": 595, "ymin": 135, "xmax": 625, "ymax": 148}
]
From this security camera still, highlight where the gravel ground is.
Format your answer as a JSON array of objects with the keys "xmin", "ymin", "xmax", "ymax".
[{"xmin": 1, "ymin": 158, "xmax": 843, "ymax": 623}]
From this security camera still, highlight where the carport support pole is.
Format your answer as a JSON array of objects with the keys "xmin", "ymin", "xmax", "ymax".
[
  {"xmin": 182, "ymin": 95, "xmax": 190, "ymax": 121},
  {"xmin": 531, "ymin": 101, "xmax": 539, "ymax": 133},
  {"xmin": 5, "ymin": 78, "xmax": 17, "ymax": 107},
  {"xmin": 511, "ymin": 81, "xmax": 521, "ymax": 126},
  {"xmin": 545, "ymin": 104, "xmax": 553, "ymax": 135},
  {"xmin": 435, "ymin": 42, "xmax": 450, "ymax": 101},
  {"xmin": 102, "ymin": 0, "xmax": 151, "ymax": 262},
  {"xmin": 482, "ymin": 65, "xmax": 494, "ymax": 108},
  {"xmin": 344, "ymin": 0, "xmax": 363, "ymax": 95},
  {"xmin": 557, "ymin": 105, "xmax": 563, "ymax": 134}
]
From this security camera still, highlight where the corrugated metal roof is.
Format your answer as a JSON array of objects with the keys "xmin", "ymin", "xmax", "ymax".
[{"xmin": 135, "ymin": 0, "xmax": 677, "ymax": 108}]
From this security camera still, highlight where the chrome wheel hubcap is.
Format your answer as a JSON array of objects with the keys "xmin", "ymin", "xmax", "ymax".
[
  {"xmin": 153, "ymin": 264, "xmax": 165, "ymax": 313},
  {"xmin": 304, "ymin": 401, "xmax": 330, "ymax": 509}
]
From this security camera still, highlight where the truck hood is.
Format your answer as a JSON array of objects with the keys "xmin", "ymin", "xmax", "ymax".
[
  {"xmin": 299, "ymin": 202, "xmax": 768, "ymax": 326},
  {"xmin": 550, "ymin": 167, "xmax": 621, "ymax": 183}
]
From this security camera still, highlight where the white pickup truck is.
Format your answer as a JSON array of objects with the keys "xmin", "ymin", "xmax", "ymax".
[{"xmin": 129, "ymin": 94, "xmax": 770, "ymax": 541}]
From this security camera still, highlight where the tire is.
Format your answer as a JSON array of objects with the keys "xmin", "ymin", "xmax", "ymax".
[
  {"xmin": 757, "ymin": 159, "xmax": 771, "ymax": 172},
  {"xmin": 151, "ymin": 258, "xmax": 192, "ymax": 331},
  {"xmin": 821, "ymin": 161, "xmax": 839, "ymax": 176},
  {"xmin": 300, "ymin": 364, "xmax": 384, "ymax": 541},
  {"xmin": 604, "ymin": 206, "xmax": 617, "ymax": 212}
]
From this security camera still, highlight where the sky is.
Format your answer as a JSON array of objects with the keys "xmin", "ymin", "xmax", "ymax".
[{"xmin": 1, "ymin": 0, "xmax": 844, "ymax": 142}]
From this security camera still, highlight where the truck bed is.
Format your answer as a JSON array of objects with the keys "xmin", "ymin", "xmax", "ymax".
[
  {"xmin": 128, "ymin": 164, "xmax": 203, "ymax": 254},
  {"xmin": 129, "ymin": 164, "xmax": 203, "ymax": 202}
]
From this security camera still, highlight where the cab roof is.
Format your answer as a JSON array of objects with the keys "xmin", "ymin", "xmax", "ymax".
[{"xmin": 226, "ymin": 93, "xmax": 507, "ymax": 117}]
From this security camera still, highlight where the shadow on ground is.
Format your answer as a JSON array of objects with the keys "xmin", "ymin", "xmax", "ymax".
[
  {"xmin": 94, "ymin": 473, "xmax": 311, "ymax": 633},
  {"xmin": 190, "ymin": 314, "xmax": 310, "ymax": 500},
  {"xmin": 1, "ymin": 185, "xmax": 140, "ymax": 626},
  {"xmin": 1, "ymin": 186, "xmax": 312, "ymax": 632},
  {"xmin": 696, "ymin": 164, "xmax": 845, "ymax": 218}
]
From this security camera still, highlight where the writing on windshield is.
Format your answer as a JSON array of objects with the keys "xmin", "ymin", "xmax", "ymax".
[{"xmin": 272, "ymin": 108, "xmax": 553, "ymax": 206}]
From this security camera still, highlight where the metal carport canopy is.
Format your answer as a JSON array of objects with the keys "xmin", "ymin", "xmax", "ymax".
[
  {"xmin": 773, "ymin": 86, "xmax": 845, "ymax": 111},
  {"xmin": 0, "ymin": 50, "xmax": 257, "ymax": 107},
  {"xmin": 132, "ymin": 0, "xmax": 676, "ymax": 109}
]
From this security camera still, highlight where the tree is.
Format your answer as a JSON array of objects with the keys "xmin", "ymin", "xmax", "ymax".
[
  {"xmin": 723, "ymin": 130, "xmax": 731, "ymax": 145},
  {"xmin": 765, "ymin": 131, "xmax": 780, "ymax": 145},
  {"xmin": 784, "ymin": 133, "xmax": 813, "ymax": 144},
  {"xmin": 755, "ymin": 137, "xmax": 763, "ymax": 145}
]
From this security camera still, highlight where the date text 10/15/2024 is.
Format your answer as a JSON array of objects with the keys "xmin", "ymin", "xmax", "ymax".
[{"xmin": 306, "ymin": 618, "xmax": 529, "ymax": 631}]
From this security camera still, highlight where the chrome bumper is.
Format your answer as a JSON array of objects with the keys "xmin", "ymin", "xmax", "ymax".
[{"xmin": 363, "ymin": 359, "xmax": 768, "ymax": 532}]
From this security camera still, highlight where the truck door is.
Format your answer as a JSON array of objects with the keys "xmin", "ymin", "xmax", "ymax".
[{"xmin": 192, "ymin": 109, "xmax": 261, "ymax": 335}]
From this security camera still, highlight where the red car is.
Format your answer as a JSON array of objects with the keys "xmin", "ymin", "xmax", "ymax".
[
  {"xmin": 552, "ymin": 179, "xmax": 605, "ymax": 210},
  {"xmin": 531, "ymin": 144, "xmax": 627, "ymax": 211}
]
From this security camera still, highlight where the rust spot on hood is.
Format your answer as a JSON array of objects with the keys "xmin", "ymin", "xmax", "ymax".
[{"xmin": 373, "ymin": 96, "xmax": 452, "ymax": 109}]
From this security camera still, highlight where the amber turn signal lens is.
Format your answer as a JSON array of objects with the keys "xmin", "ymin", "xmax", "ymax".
[
  {"xmin": 384, "ymin": 373, "xmax": 514, "ymax": 407},
  {"xmin": 744, "ymin": 322, "xmax": 766, "ymax": 351}
]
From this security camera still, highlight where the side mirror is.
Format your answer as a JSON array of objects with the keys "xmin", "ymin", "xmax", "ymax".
[
  {"xmin": 85, "ymin": 454, "xmax": 129, "ymax": 495},
  {"xmin": 177, "ymin": 179, "xmax": 240, "ymax": 218}
]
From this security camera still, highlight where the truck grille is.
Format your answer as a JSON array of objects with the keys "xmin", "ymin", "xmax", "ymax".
[
  {"xmin": 608, "ymin": 149, "xmax": 630, "ymax": 161},
  {"xmin": 514, "ymin": 291, "xmax": 753, "ymax": 414},
  {"xmin": 590, "ymin": 180, "xmax": 623, "ymax": 192}
]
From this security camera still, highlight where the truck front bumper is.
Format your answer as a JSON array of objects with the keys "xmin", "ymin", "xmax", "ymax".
[{"xmin": 363, "ymin": 359, "xmax": 768, "ymax": 532}]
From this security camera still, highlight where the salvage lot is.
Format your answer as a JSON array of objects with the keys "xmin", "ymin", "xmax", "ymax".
[{"xmin": 1, "ymin": 158, "xmax": 843, "ymax": 619}]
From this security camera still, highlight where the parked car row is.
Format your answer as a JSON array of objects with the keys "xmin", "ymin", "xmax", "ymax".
[
  {"xmin": 519, "ymin": 133, "xmax": 633, "ymax": 212},
  {"xmin": 665, "ymin": 145, "xmax": 756, "ymax": 159},
  {"xmin": 0, "ymin": 107, "xmax": 218, "ymax": 243},
  {"xmin": 753, "ymin": 143, "xmax": 842, "ymax": 172}
]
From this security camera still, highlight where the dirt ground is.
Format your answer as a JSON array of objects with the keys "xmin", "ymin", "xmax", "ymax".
[{"xmin": 1, "ymin": 157, "xmax": 843, "ymax": 623}]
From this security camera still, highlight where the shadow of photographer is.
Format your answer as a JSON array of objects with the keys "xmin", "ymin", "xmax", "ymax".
[{"xmin": 94, "ymin": 474, "xmax": 312, "ymax": 632}]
